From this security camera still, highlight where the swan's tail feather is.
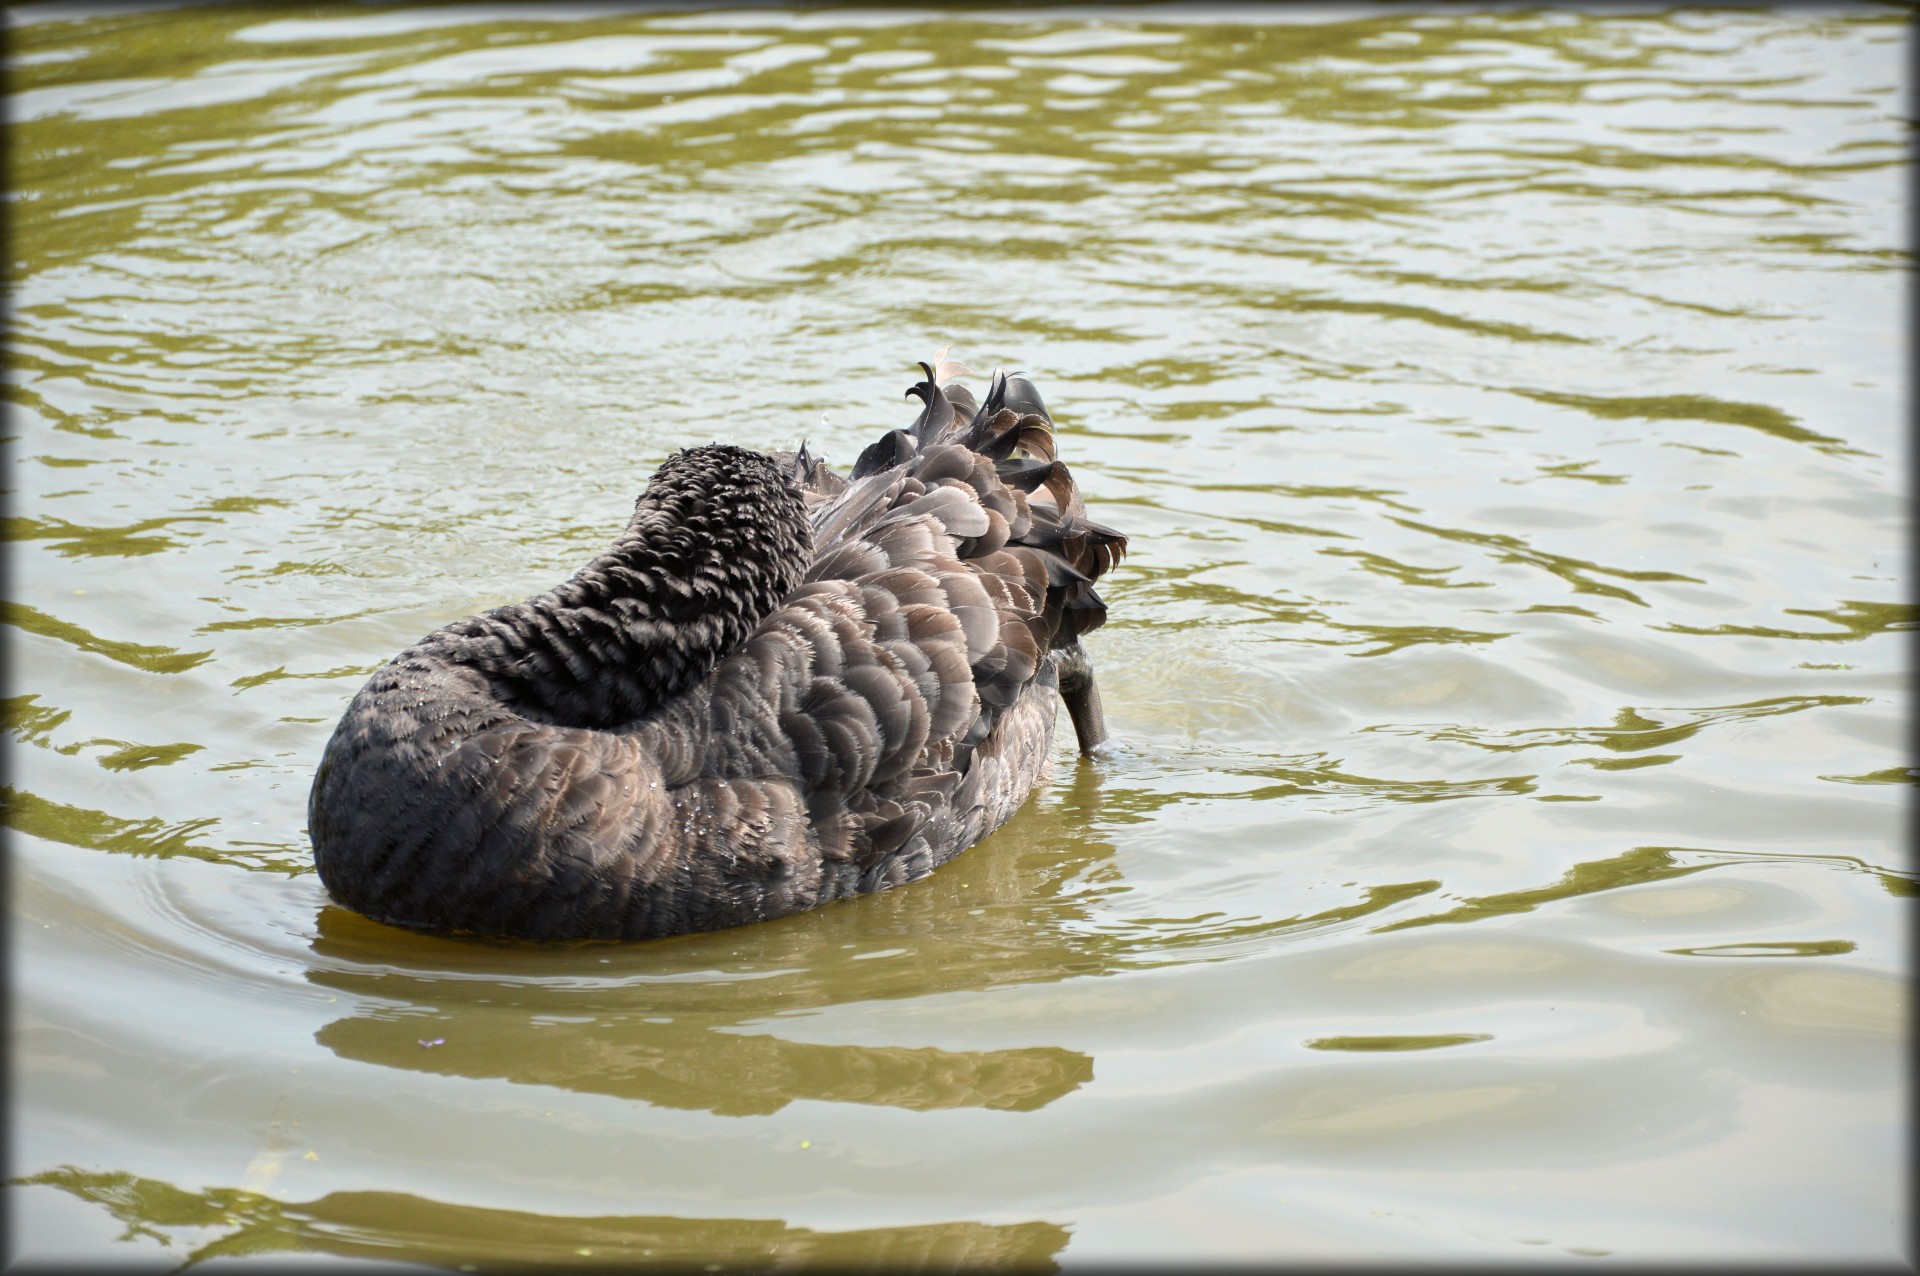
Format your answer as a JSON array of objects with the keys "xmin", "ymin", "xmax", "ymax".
[
  {"xmin": 982, "ymin": 368, "xmax": 1050, "ymax": 423},
  {"xmin": 850, "ymin": 428, "xmax": 916, "ymax": 480},
  {"xmin": 861, "ymin": 353, "xmax": 1125, "ymax": 654},
  {"xmin": 797, "ymin": 352, "xmax": 1128, "ymax": 775},
  {"xmin": 905, "ymin": 371, "xmax": 958, "ymax": 445}
]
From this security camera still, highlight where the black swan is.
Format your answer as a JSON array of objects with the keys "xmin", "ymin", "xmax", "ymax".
[{"xmin": 308, "ymin": 354, "xmax": 1126, "ymax": 941}]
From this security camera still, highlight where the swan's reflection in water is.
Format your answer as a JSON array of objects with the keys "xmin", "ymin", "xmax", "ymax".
[
  {"xmin": 18, "ymin": 1166, "xmax": 1070, "ymax": 1271},
  {"xmin": 305, "ymin": 760, "xmax": 1119, "ymax": 1116},
  {"xmin": 313, "ymin": 1000, "xmax": 1092, "ymax": 1116}
]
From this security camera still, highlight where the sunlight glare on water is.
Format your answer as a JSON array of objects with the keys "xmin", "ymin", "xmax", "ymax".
[{"xmin": 5, "ymin": 3, "xmax": 1910, "ymax": 1267}]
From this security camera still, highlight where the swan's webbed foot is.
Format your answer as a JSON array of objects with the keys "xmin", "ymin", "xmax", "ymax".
[{"xmin": 1055, "ymin": 642, "xmax": 1108, "ymax": 754}]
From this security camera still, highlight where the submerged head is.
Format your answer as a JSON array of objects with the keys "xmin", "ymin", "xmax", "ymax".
[
  {"xmin": 642, "ymin": 444, "xmax": 807, "ymax": 536},
  {"xmin": 646, "ymin": 442, "xmax": 797, "ymax": 502},
  {"xmin": 625, "ymin": 442, "xmax": 813, "ymax": 618}
]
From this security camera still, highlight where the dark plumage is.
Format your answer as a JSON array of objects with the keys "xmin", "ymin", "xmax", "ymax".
[{"xmin": 309, "ymin": 356, "xmax": 1126, "ymax": 941}]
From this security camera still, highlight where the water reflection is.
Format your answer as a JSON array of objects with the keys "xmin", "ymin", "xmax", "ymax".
[
  {"xmin": 2, "ymin": 785, "xmax": 230, "ymax": 865},
  {"xmin": 1666, "ymin": 940, "xmax": 1856, "ymax": 958},
  {"xmin": 1305, "ymin": 1033, "xmax": 1492, "ymax": 1052},
  {"xmin": 1370, "ymin": 694, "xmax": 1870, "ymax": 756},
  {"xmin": 1379, "ymin": 845, "xmax": 1753, "ymax": 932},
  {"xmin": 18, "ymin": 1167, "xmax": 1069, "ymax": 1271},
  {"xmin": 1658, "ymin": 599, "xmax": 1918, "ymax": 643},
  {"xmin": 1512, "ymin": 388, "xmax": 1852, "ymax": 454},
  {"xmin": 318, "ymin": 1004, "xmax": 1092, "ymax": 1117},
  {"xmin": 302, "ymin": 757, "xmax": 1456, "ymax": 1116},
  {"xmin": 1381, "ymin": 844, "xmax": 1914, "ymax": 933},
  {"xmin": 301, "ymin": 762, "xmax": 1126, "ymax": 1115},
  {"xmin": 1385, "ymin": 515, "xmax": 1704, "ymax": 607},
  {"xmin": 3, "ymin": 601, "xmax": 214, "ymax": 673}
]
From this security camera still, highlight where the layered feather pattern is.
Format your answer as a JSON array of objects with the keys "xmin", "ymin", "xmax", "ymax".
[{"xmin": 309, "ymin": 357, "xmax": 1125, "ymax": 940}]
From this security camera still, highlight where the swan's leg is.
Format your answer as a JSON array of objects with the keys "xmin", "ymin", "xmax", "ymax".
[{"xmin": 1055, "ymin": 643, "xmax": 1108, "ymax": 754}]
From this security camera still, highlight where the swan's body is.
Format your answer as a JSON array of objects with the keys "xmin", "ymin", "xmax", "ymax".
[{"xmin": 309, "ymin": 358, "xmax": 1124, "ymax": 941}]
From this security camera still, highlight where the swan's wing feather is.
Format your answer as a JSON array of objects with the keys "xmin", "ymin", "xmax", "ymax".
[
  {"xmin": 698, "ymin": 416, "xmax": 1099, "ymax": 870},
  {"xmin": 773, "ymin": 375, "xmax": 1125, "ymax": 812},
  {"xmin": 713, "ymin": 577, "xmax": 973, "ymax": 794}
]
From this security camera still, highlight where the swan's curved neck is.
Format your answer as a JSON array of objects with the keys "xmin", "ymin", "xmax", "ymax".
[{"xmin": 440, "ymin": 445, "xmax": 810, "ymax": 729}]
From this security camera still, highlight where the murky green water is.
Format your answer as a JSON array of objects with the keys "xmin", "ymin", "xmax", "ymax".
[{"xmin": 6, "ymin": 4, "xmax": 1910, "ymax": 1268}]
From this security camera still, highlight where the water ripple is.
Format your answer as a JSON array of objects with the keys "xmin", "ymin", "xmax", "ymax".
[{"xmin": 6, "ymin": 5, "xmax": 1907, "ymax": 1266}]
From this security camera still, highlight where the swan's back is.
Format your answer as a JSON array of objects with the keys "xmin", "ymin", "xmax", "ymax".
[{"xmin": 309, "ymin": 358, "xmax": 1124, "ymax": 940}]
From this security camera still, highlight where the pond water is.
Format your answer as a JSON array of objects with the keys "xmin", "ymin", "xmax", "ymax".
[{"xmin": 6, "ymin": 3, "xmax": 1911, "ymax": 1268}]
